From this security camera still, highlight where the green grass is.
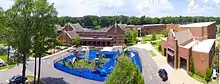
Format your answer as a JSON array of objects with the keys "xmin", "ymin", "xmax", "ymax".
[
  {"xmin": 149, "ymin": 50, "xmax": 156, "ymax": 57},
  {"xmin": 100, "ymin": 58, "xmax": 109, "ymax": 63},
  {"xmin": 191, "ymin": 74, "xmax": 207, "ymax": 84},
  {"xmin": 151, "ymin": 41, "xmax": 160, "ymax": 47},
  {"xmin": 142, "ymin": 34, "xmax": 162, "ymax": 42},
  {"xmin": 59, "ymin": 59, "xmax": 95, "ymax": 70},
  {"xmin": 0, "ymin": 64, "xmax": 16, "ymax": 70},
  {"xmin": 0, "ymin": 53, "xmax": 7, "ymax": 61},
  {"xmin": 0, "ymin": 53, "xmax": 16, "ymax": 70}
]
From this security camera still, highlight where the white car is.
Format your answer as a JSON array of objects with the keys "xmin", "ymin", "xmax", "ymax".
[{"xmin": 212, "ymin": 66, "xmax": 218, "ymax": 79}]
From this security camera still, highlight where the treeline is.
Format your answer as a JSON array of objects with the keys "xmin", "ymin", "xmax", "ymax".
[{"xmin": 58, "ymin": 15, "xmax": 220, "ymax": 28}]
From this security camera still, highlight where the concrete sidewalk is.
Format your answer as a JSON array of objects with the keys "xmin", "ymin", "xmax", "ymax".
[{"xmin": 29, "ymin": 47, "xmax": 74, "ymax": 60}]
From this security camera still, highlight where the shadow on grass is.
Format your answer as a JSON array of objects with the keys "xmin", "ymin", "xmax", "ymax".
[{"xmin": 41, "ymin": 77, "xmax": 69, "ymax": 84}]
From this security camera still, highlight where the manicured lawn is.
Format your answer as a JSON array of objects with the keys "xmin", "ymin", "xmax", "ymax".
[
  {"xmin": 142, "ymin": 34, "xmax": 163, "ymax": 42},
  {"xmin": 0, "ymin": 53, "xmax": 7, "ymax": 61},
  {"xmin": 149, "ymin": 50, "xmax": 156, "ymax": 57},
  {"xmin": 59, "ymin": 57, "xmax": 110, "ymax": 70},
  {"xmin": 0, "ymin": 53, "xmax": 16, "ymax": 70},
  {"xmin": 59, "ymin": 59, "xmax": 95, "ymax": 69},
  {"xmin": 151, "ymin": 41, "xmax": 160, "ymax": 47}
]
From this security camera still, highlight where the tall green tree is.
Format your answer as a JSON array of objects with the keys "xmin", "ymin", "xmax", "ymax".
[
  {"xmin": 31, "ymin": 0, "xmax": 57, "ymax": 83},
  {"xmin": 5, "ymin": 0, "xmax": 35, "ymax": 80},
  {"xmin": 161, "ymin": 29, "xmax": 170, "ymax": 37},
  {"xmin": 125, "ymin": 29, "xmax": 133, "ymax": 45},
  {"xmin": 106, "ymin": 55, "xmax": 144, "ymax": 84}
]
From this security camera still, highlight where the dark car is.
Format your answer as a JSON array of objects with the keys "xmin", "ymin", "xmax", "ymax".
[
  {"xmin": 9, "ymin": 75, "xmax": 27, "ymax": 84},
  {"xmin": 158, "ymin": 69, "xmax": 168, "ymax": 81},
  {"xmin": 0, "ymin": 62, "xmax": 7, "ymax": 67}
]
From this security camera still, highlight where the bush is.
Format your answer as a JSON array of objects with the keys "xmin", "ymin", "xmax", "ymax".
[
  {"xmin": 205, "ymin": 67, "xmax": 212, "ymax": 82},
  {"xmin": 158, "ymin": 43, "xmax": 162, "ymax": 52},
  {"xmin": 151, "ymin": 32, "xmax": 156, "ymax": 41},
  {"xmin": 189, "ymin": 57, "xmax": 195, "ymax": 74}
]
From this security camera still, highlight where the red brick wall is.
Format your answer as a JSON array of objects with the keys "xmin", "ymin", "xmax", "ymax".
[
  {"xmin": 207, "ymin": 23, "xmax": 217, "ymax": 39},
  {"xmin": 180, "ymin": 23, "xmax": 216, "ymax": 40},
  {"xmin": 106, "ymin": 25, "xmax": 125, "ymax": 46},
  {"xmin": 178, "ymin": 46, "xmax": 191, "ymax": 72},
  {"xmin": 141, "ymin": 25, "xmax": 166, "ymax": 35},
  {"xmin": 180, "ymin": 27, "xmax": 203, "ymax": 39},
  {"xmin": 192, "ymin": 51, "xmax": 210, "ymax": 76},
  {"xmin": 166, "ymin": 24, "xmax": 180, "ymax": 31}
]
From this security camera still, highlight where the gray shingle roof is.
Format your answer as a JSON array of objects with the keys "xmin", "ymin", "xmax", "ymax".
[
  {"xmin": 55, "ymin": 24, "xmax": 62, "ymax": 31},
  {"xmin": 65, "ymin": 31, "xmax": 79, "ymax": 38},
  {"xmin": 174, "ymin": 29, "xmax": 193, "ymax": 44}
]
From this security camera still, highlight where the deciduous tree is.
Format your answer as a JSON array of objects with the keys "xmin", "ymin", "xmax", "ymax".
[
  {"xmin": 106, "ymin": 55, "xmax": 144, "ymax": 84},
  {"xmin": 5, "ymin": 0, "xmax": 35, "ymax": 80},
  {"xmin": 31, "ymin": 0, "xmax": 57, "ymax": 83}
]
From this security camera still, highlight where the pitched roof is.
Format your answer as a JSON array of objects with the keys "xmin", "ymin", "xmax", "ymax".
[
  {"xmin": 71, "ymin": 23, "xmax": 84, "ymax": 31},
  {"xmin": 55, "ymin": 24, "xmax": 62, "ymax": 31},
  {"xmin": 174, "ymin": 29, "xmax": 194, "ymax": 44},
  {"xmin": 65, "ymin": 31, "xmax": 79, "ymax": 38},
  {"xmin": 117, "ymin": 23, "xmax": 127, "ymax": 31},
  {"xmin": 179, "ymin": 22, "xmax": 215, "ymax": 27}
]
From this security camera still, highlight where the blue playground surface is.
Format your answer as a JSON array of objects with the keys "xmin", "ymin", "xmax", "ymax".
[{"xmin": 54, "ymin": 50, "xmax": 142, "ymax": 82}]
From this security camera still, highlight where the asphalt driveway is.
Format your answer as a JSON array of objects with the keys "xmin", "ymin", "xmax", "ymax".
[{"xmin": 130, "ymin": 47, "xmax": 169, "ymax": 84}]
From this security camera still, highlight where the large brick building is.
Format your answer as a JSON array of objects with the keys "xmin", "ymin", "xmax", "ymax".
[
  {"xmin": 57, "ymin": 23, "xmax": 127, "ymax": 47},
  {"xmin": 161, "ymin": 22, "xmax": 216, "ymax": 76},
  {"xmin": 126, "ymin": 24, "xmax": 167, "ymax": 37}
]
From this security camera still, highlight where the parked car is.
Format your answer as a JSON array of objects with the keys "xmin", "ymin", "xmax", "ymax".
[
  {"xmin": 9, "ymin": 75, "xmax": 27, "ymax": 84},
  {"xmin": 212, "ymin": 66, "xmax": 218, "ymax": 79},
  {"xmin": 158, "ymin": 69, "xmax": 168, "ymax": 81},
  {"xmin": 0, "ymin": 62, "xmax": 7, "ymax": 67}
]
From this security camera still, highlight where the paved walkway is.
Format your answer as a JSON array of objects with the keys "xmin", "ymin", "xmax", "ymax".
[{"xmin": 133, "ymin": 43, "xmax": 201, "ymax": 84}]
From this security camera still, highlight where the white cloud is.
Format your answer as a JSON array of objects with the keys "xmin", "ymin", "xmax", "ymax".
[
  {"xmin": 137, "ymin": 0, "xmax": 174, "ymax": 17},
  {"xmin": 0, "ymin": 0, "xmax": 174, "ymax": 17},
  {"xmin": 49, "ymin": 0, "xmax": 174, "ymax": 17},
  {"xmin": 184, "ymin": 0, "xmax": 220, "ymax": 16},
  {"xmin": 0, "ymin": 0, "xmax": 13, "ymax": 10}
]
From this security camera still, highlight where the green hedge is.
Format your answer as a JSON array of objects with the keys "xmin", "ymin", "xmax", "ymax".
[{"xmin": 205, "ymin": 67, "xmax": 212, "ymax": 82}]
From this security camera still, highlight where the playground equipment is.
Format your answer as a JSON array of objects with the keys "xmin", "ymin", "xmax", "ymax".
[{"xmin": 81, "ymin": 46, "xmax": 90, "ymax": 62}]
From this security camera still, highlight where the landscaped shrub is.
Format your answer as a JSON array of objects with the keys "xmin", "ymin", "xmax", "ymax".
[
  {"xmin": 205, "ymin": 67, "xmax": 212, "ymax": 82},
  {"xmin": 158, "ymin": 43, "xmax": 162, "ymax": 52},
  {"xmin": 151, "ymin": 32, "xmax": 156, "ymax": 41},
  {"xmin": 189, "ymin": 57, "xmax": 195, "ymax": 74}
]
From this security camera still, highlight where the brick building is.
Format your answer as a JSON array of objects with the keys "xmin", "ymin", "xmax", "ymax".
[
  {"xmin": 58, "ymin": 23, "xmax": 127, "ymax": 47},
  {"xmin": 161, "ymin": 22, "xmax": 216, "ymax": 76},
  {"xmin": 126, "ymin": 24, "xmax": 167, "ymax": 37}
]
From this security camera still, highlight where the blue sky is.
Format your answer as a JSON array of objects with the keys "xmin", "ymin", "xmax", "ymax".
[{"xmin": 0, "ymin": 0, "xmax": 220, "ymax": 17}]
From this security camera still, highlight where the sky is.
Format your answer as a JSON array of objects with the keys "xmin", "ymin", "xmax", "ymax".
[{"xmin": 0, "ymin": 0, "xmax": 220, "ymax": 17}]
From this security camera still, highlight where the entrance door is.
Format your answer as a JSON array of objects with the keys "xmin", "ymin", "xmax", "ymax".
[
  {"xmin": 180, "ymin": 57, "xmax": 187, "ymax": 71},
  {"xmin": 168, "ymin": 54, "xmax": 174, "ymax": 68}
]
